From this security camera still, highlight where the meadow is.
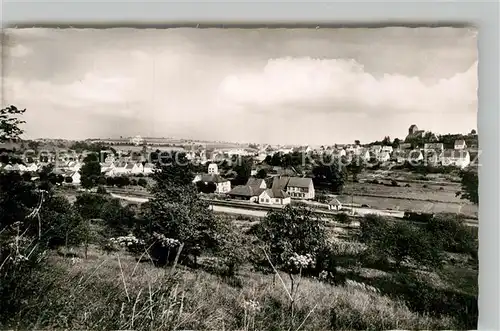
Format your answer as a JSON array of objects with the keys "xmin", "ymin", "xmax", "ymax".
[{"xmin": 3, "ymin": 242, "xmax": 473, "ymax": 331}]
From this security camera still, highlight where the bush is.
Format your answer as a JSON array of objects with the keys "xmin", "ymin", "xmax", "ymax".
[
  {"xmin": 360, "ymin": 215, "xmax": 443, "ymax": 269},
  {"xmin": 391, "ymin": 180, "xmax": 399, "ymax": 187},
  {"xmin": 137, "ymin": 178, "xmax": 148, "ymax": 188},
  {"xmin": 254, "ymin": 204, "xmax": 329, "ymax": 285},
  {"xmin": 336, "ymin": 213, "xmax": 350, "ymax": 224},
  {"xmin": 425, "ymin": 213, "xmax": 477, "ymax": 257},
  {"xmin": 96, "ymin": 186, "xmax": 107, "ymax": 195}
]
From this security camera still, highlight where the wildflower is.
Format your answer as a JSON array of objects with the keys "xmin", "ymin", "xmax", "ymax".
[
  {"xmin": 242, "ymin": 299, "xmax": 261, "ymax": 313},
  {"xmin": 288, "ymin": 253, "xmax": 314, "ymax": 270}
]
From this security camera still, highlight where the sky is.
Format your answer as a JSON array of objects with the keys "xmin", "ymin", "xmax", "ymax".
[{"xmin": 2, "ymin": 27, "xmax": 478, "ymax": 145}]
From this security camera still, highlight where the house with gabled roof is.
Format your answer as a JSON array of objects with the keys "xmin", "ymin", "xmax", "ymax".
[
  {"xmin": 193, "ymin": 173, "xmax": 231, "ymax": 193},
  {"xmin": 142, "ymin": 163, "xmax": 154, "ymax": 175},
  {"xmin": 441, "ymin": 149, "xmax": 470, "ymax": 169},
  {"xmin": 272, "ymin": 176, "xmax": 315, "ymax": 200},
  {"xmin": 454, "ymin": 139, "xmax": 467, "ymax": 150},
  {"xmin": 376, "ymin": 151, "xmax": 391, "ymax": 163},
  {"xmin": 394, "ymin": 150, "xmax": 423, "ymax": 164},
  {"xmin": 370, "ymin": 145, "xmax": 382, "ymax": 156},
  {"xmin": 258, "ymin": 188, "xmax": 291, "ymax": 205},
  {"xmin": 424, "ymin": 143, "xmax": 444, "ymax": 153},
  {"xmin": 228, "ymin": 185, "xmax": 265, "ymax": 202},
  {"xmin": 381, "ymin": 146, "xmax": 393, "ymax": 154},
  {"xmin": 246, "ymin": 178, "xmax": 267, "ymax": 190},
  {"xmin": 63, "ymin": 170, "xmax": 81, "ymax": 185},
  {"xmin": 328, "ymin": 197, "xmax": 343, "ymax": 211}
]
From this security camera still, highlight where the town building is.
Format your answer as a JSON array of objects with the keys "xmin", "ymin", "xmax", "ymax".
[
  {"xmin": 328, "ymin": 198, "xmax": 343, "ymax": 211},
  {"xmin": 258, "ymin": 188, "xmax": 291, "ymax": 205},
  {"xmin": 441, "ymin": 150, "xmax": 471, "ymax": 169},
  {"xmin": 192, "ymin": 174, "xmax": 231, "ymax": 194},
  {"xmin": 272, "ymin": 176, "xmax": 315, "ymax": 200},
  {"xmin": 454, "ymin": 139, "xmax": 467, "ymax": 150}
]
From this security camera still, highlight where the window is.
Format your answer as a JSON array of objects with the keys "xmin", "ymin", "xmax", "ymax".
[{"xmin": 266, "ymin": 199, "xmax": 269, "ymax": 203}]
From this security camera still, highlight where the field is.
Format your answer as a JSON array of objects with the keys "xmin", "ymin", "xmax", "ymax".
[
  {"xmin": 6, "ymin": 242, "xmax": 474, "ymax": 331},
  {"xmin": 337, "ymin": 170, "xmax": 478, "ymax": 218}
]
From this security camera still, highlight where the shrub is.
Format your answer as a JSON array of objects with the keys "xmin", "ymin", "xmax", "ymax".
[
  {"xmin": 336, "ymin": 213, "xmax": 350, "ymax": 224},
  {"xmin": 255, "ymin": 205, "xmax": 328, "ymax": 271},
  {"xmin": 137, "ymin": 178, "xmax": 148, "ymax": 188},
  {"xmin": 360, "ymin": 215, "xmax": 443, "ymax": 269},
  {"xmin": 96, "ymin": 186, "xmax": 107, "ymax": 194},
  {"xmin": 425, "ymin": 213, "xmax": 477, "ymax": 257}
]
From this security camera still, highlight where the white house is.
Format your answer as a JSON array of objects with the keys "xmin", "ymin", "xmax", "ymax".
[
  {"xmin": 376, "ymin": 151, "xmax": 391, "ymax": 163},
  {"xmin": 193, "ymin": 174, "xmax": 231, "ymax": 194},
  {"xmin": 64, "ymin": 170, "xmax": 81, "ymax": 185},
  {"xmin": 108, "ymin": 162, "xmax": 128, "ymax": 176},
  {"xmin": 142, "ymin": 163, "xmax": 154, "ymax": 175},
  {"xmin": 454, "ymin": 139, "xmax": 467, "ymax": 150},
  {"xmin": 207, "ymin": 163, "xmax": 219, "ymax": 175},
  {"xmin": 273, "ymin": 176, "xmax": 315, "ymax": 200},
  {"xmin": 133, "ymin": 163, "xmax": 146, "ymax": 175},
  {"xmin": 396, "ymin": 150, "xmax": 424, "ymax": 164},
  {"xmin": 333, "ymin": 148, "xmax": 347, "ymax": 157},
  {"xmin": 355, "ymin": 149, "xmax": 371, "ymax": 161},
  {"xmin": 371, "ymin": 145, "xmax": 382, "ymax": 155},
  {"xmin": 381, "ymin": 146, "xmax": 393, "ymax": 154},
  {"xmin": 424, "ymin": 143, "xmax": 444, "ymax": 153},
  {"xmin": 228, "ymin": 185, "xmax": 264, "ymax": 202},
  {"xmin": 441, "ymin": 150, "xmax": 470, "ymax": 169},
  {"xmin": 258, "ymin": 188, "xmax": 291, "ymax": 205},
  {"xmin": 328, "ymin": 198, "xmax": 343, "ymax": 211},
  {"xmin": 25, "ymin": 163, "xmax": 39, "ymax": 172}
]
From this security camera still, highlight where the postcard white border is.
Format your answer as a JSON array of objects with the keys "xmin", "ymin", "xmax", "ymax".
[{"xmin": 2, "ymin": 1, "xmax": 499, "ymax": 329}]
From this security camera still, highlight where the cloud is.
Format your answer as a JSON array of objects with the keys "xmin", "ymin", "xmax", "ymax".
[
  {"xmin": 8, "ymin": 44, "xmax": 32, "ymax": 58},
  {"xmin": 217, "ymin": 57, "xmax": 478, "ymax": 114}
]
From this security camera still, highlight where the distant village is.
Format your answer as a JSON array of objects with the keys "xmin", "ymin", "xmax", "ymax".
[{"xmin": 0, "ymin": 124, "xmax": 478, "ymax": 210}]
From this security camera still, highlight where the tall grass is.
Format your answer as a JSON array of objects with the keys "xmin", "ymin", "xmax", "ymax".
[{"xmin": 2, "ymin": 247, "xmax": 456, "ymax": 331}]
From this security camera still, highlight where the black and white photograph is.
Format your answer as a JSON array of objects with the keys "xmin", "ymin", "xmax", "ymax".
[{"xmin": 1, "ymin": 26, "xmax": 478, "ymax": 330}]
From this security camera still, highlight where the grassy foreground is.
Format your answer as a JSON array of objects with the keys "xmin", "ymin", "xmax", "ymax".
[{"xmin": 3, "ymin": 246, "xmax": 457, "ymax": 331}]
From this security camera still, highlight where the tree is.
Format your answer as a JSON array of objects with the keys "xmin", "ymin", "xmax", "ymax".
[
  {"xmin": 0, "ymin": 105, "xmax": 26, "ymax": 142},
  {"xmin": 456, "ymin": 168, "xmax": 478, "ymax": 204},
  {"xmin": 425, "ymin": 213, "xmax": 477, "ymax": 257},
  {"xmin": 139, "ymin": 152, "xmax": 231, "ymax": 267},
  {"xmin": 233, "ymin": 156, "xmax": 253, "ymax": 186},
  {"xmin": 354, "ymin": 140, "xmax": 360, "ymax": 146},
  {"xmin": 255, "ymin": 205, "xmax": 327, "ymax": 269},
  {"xmin": 381, "ymin": 136, "xmax": 391, "ymax": 146},
  {"xmin": 137, "ymin": 178, "xmax": 148, "ymax": 188},
  {"xmin": 79, "ymin": 153, "xmax": 101, "ymax": 189},
  {"xmin": 312, "ymin": 157, "xmax": 348, "ymax": 193},
  {"xmin": 346, "ymin": 157, "xmax": 365, "ymax": 181},
  {"xmin": 255, "ymin": 205, "xmax": 329, "ymax": 294},
  {"xmin": 99, "ymin": 198, "xmax": 137, "ymax": 237},
  {"xmin": 360, "ymin": 214, "xmax": 443, "ymax": 269},
  {"xmin": 256, "ymin": 168, "xmax": 268, "ymax": 179},
  {"xmin": 470, "ymin": 129, "xmax": 477, "ymax": 135},
  {"xmin": 392, "ymin": 138, "xmax": 401, "ymax": 149}
]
